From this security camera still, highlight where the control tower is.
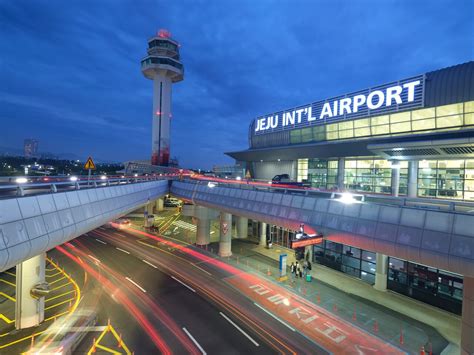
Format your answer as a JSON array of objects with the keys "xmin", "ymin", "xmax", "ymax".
[{"xmin": 141, "ymin": 29, "xmax": 184, "ymax": 166}]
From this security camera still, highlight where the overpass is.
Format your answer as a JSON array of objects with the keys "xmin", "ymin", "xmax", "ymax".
[
  {"xmin": 171, "ymin": 178, "xmax": 474, "ymax": 355},
  {"xmin": 0, "ymin": 176, "xmax": 168, "ymax": 329}
]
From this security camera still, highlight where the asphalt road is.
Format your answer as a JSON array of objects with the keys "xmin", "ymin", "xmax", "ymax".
[{"xmin": 61, "ymin": 227, "xmax": 325, "ymax": 354}]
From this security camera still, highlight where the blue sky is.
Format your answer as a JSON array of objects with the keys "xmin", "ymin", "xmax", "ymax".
[{"xmin": 0, "ymin": 0, "xmax": 472, "ymax": 169}]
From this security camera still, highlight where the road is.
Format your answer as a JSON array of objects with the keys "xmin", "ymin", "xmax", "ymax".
[{"xmin": 58, "ymin": 227, "xmax": 324, "ymax": 354}]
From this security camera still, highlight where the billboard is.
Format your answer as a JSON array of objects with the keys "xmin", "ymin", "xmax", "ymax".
[{"xmin": 253, "ymin": 74, "xmax": 425, "ymax": 135}]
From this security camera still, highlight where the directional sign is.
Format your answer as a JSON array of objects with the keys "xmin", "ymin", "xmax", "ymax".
[
  {"xmin": 84, "ymin": 157, "xmax": 96, "ymax": 170},
  {"xmin": 222, "ymin": 222, "xmax": 229, "ymax": 235}
]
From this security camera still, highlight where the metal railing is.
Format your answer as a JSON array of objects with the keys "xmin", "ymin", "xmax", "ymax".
[
  {"xmin": 180, "ymin": 177, "xmax": 474, "ymax": 214},
  {"xmin": 0, "ymin": 175, "xmax": 171, "ymax": 198}
]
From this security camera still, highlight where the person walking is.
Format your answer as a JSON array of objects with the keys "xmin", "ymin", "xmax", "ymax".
[
  {"xmin": 298, "ymin": 267, "xmax": 303, "ymax": 279},
  {"xmin": 295, "ymin": 261, "xmax": 300, "ymax": 278},
  {"xmin": 290, "ymin": 262, "xmax": 296, "ymax": 281},
  {"xmin": 303, "ymin": 260, "xmax": 308, "ymax": 278}
]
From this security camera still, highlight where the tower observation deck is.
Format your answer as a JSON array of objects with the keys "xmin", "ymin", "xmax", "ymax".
[{"xmin": 141, "ymin": 29, "xmax": 184, "ymax": 166}]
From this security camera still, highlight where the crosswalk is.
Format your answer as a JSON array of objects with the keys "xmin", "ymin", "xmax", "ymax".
[{"xmin": 172, "ymin": 220, "xmax": 197, "ymax": 232}]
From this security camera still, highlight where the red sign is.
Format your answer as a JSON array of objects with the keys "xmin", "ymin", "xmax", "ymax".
[{"xmin": 291, "ymin": 236, "xmax": 323, "ymax": 249}]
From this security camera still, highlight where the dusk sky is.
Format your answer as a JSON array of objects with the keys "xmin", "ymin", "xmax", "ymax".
[{"xmin": 1, "ymin": 0, "xmax": 473, "ymax": 169}]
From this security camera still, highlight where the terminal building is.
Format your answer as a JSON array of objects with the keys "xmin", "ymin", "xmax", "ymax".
[{"xmin": 226, "ymin": 61, "xmax": 474, "ymax": 315}]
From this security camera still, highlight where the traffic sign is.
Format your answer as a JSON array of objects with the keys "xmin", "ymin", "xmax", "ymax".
[
  {"xmin": 84, "ymin": 157, "xmax": 96, "ymax": 170},
  {"xmin": 222, "ymin": 222, "xmax": 229, "ymax": 235}
]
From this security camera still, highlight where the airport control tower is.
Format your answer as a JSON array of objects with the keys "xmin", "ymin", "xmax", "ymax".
[{"xmin": 141, "ymin": 29, "xmax": 184, "ymax": 166}]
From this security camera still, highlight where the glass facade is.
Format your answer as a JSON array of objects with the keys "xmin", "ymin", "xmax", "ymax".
[
  {"xmin": 289, "ymin": 101, "xmax": 474, "ymax": 145},
  {"xmin": 313, "ymin": 240, "xmax": 376, "ymax": 284},
  {"xmin": 312, "ymin": 240, "xmax": 463, "ymax": 314},
  {"xmin": 388, "ymin": 257, "xmax": 463, "ymax": 314},
  {"xmin": 141, "ymin": 56, "xmax": 183, "ymax": 70},
  {"xmin": 297, "ymin": 159, "xmax": 338, "ymax": 188},
  {"xmin": 418, "ymin": 159, "xmax": 474, "ymax": 200}
]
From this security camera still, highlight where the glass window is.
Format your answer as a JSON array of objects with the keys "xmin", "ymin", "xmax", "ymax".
[
  {"xmin": 465, "ymin": 101, "xmax": 474, "ymax": 113},
  {"xmin": 465, "ymin": 113, "xmax": 474, "ymax": 126},
  {"xmin": 412, "ymin": 108, "xmax": 435, "ymax": 120},
  {"xmin": 436, "ymin": 115, "xmax": 463, "ymax": 128},
  {"xmin": 371, "ymin": 115, "xmax": 389, "ymax": 125},
  {"xmin": 301, "ymin": 128, "xmax": 312, "ymax": 142},
  {"xmin": 290, "ymin": 130, "xmax": 302, "ymax": 144},
  {"xmin": 390, "ymin": 121, "xmax": 411, "ymax": 133},
  {"xmin": 436, "ymin": 103, "xmax": 463, "ymax": 116},
  {"xmin": 390, "ymin": 112, "xmax": 410, "ymax": 123},
  {"xmin": 412, "ymin": 118, "xmax": 436, "ymax": 131},
  {"xmin": 338, "ymin": 121, "xmax": 354, "ymax": 130},
  {"xmin": 362, "ymin": 250, "xmax": 376, "ymax": 261},
  {"xmin": 354, "ymin": 118, "xmax": 370, "ymax": 128},
  {"xmin": 327, "ymin": 131, "xmax": 338, "ymax": 140},
  {"xmin": 355, "ymin": 127, "xmax": 371, "ymax": 137},
  {"xmin": 327, "ymin": 123, "xmax": 338, "ymax": 132},
  {"xmin": 372, "ymin": 125, "xmax": 389, "ymax": 135},
  {"xmin": 339, "ymin": 129, "xmax": 354, "ymax": 139}
]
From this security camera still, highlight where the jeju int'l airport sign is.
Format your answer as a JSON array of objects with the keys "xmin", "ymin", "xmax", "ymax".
[{"xmin": 253, "ymin": 74, "xmax": 424, "ymax": 134}]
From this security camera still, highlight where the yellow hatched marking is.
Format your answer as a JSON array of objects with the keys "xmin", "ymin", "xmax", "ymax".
[
  {"xmin": 94, "ymin": 344, "xmax": 122, "ymax": 354},
  {"xmin": 49, "ymin": 275, "xmax": 67, "ymax": 285},
  {"xmin": 0, "ymin": 279, "xmax": 15, "ymax": 287},
  {"xmin": 0, "ymin": 314, "xmax": 14, "ymax": 324},
  {"xmin": 44, "ymin": 298, "xmax": 75, "ymax": 311},
  {"xmin": 51, "ymin": 282, "xmax": 71, "ymax": 292},
  {"xmin": 0, "ymin": 331, "xmax": 45, "ymax": 349},
  {"xmin": 4, "ymin": 272, "xmax": 15, "ymax": 277},
  {"xmin": 45, "ymin": 289, "xmax": 75, "ymax": 303},
  {"xmin": 44, "ymin": 310, "xmax": 69, "ymax": 322},
  {"xmin": 46, "ymin": 271, "xmax": 62, "ymax": 278},
  {"xmin": 0, "ymin": 292, "xmax": 15, "ymax": 302},
  {"xmin": 88, "ymin": 322, "xmax": 132, "ymax": 355}
]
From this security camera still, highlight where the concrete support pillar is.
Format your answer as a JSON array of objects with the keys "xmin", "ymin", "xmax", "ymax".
[
  {"xmin": 337, "ymin": 157, "xmax": 345, "ymax": 190},
  {"xmin": 305, "ymin": 245, "xmax": 313, "ymax": 262},
  {"xmin": 144, "ymin": 202, "xmax": 154, "ymax": 227},
  {"xmin": 407, "ymin": 161, "xmax": 418, "ymax": 198},
  {"xmin": 235, "ymin": 216, "xmax": 248, "ymax": 239},
  {"xmin": 391, "ymin": 161, "xmax": 401, "ymax": 197},
  {"xmin": 373, "ymin": 253, "xmax": 388, "ymax": 291},
  {"xmin": 156, "ymin": 198, "xmax": 164, "ymax": 212},
  {"xmin": 259, "ymin": 222, "xmax": 267, "ymax": 247},
  {"xmin": 196, "ymin": 218, "xmax": 211, "ymax": 246},
  {"xmin": 461, "ymin": 277, "xmax": 474, "ymax": 355},
  {"xmin": 16, "ymin": 253, "xmax": 46, "ymax": 329},
  {"xmin": 218, "ymin": 212, "xmax": 232, "ymax": 257}
]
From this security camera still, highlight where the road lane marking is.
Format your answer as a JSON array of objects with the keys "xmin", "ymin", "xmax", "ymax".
[
  {"xmin": 88, "ymin": 255, "xmax": 101, "ymax": 263},
  {"xmin": 219, "ymin": 312, "xmax": 259, "ymax": 346},
  {"xmin": 253, "ymin": 303, "xmax": 295, "ymax": 332},
  {"xmin": 116, "ymin": 247, "xmax": 130, "ymax": 255},
  {"xmin": 125, "ymin": 277, "xmax": 146, "ymax": 293},
  {"xmin": 95, "ymin": 238, "xmax": 107, "ymax": 245},
  {"xmin": 182, "ymin": 327, "xmax": 206, "ymax": 355},
  {"xmin": 142, "ymin": 259, "xmax": 158, "ymax": 269},
  {"xmin": 192, "ymin": 264, "xmax": 212, "ymax": 276},
  {"xmin": 171, "ymin": 276, "xmax": 196, "ymax": 293}
]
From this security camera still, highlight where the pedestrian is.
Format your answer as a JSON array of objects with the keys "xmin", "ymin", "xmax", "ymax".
[
  {"xmin": 298, "ymin": 267, "xmax": 303, "ymax": 279},
  {"xmin": 303, "ymin": 260, "xmax": 308, "ymax": 277},
  {"xmin": 307, "ymin": 260, "xmax": 312, "ymax": 271},
  {"xmin": 295, "ymin": 261, "xmax": 299, "ymax": 277},
  {"xmin": 290, "ymin": 262, "xmax": 296, "ymax": 281}
]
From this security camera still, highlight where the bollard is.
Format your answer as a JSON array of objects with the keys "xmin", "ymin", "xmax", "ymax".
[
  {"xmin": 399, "ymin": 326, "xmax": 404, "ymax": 345},
  {"xmin": 373, "ymin": 320, "xmax": 379, "ymax": 333},
  {"xmin": 352, "ymin": 305, "xmax": 357, "ymax": 321},
  {"xmin": 317, "ymin": 294, "xmax": 321, "ymax": 304},
  {"xmin": 30, "ymin": 335, "xmax": 35, "ymax": 349},
  {"xmin": 267, "ymin": 267, "xmax": 271, "ymax": 276},
  {"xmin": 118, "ymin": 333, "xmax": 123, "ymax": 348},
  {"xmin": 107, "ymin": 318, "xmax": 111, "ymax": 330},
  {"xmin": 91, "ymin": 338, "xmax": 97, "ymax": 353}
]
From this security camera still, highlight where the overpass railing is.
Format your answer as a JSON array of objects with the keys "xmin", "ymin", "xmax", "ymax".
[
  {"xmin": 181, "ymin": 177, "xmax": 474, "ymax": 214},
  {"xmin": 0, "ymin": 175, "xmax": 171, "ymax": 198}
]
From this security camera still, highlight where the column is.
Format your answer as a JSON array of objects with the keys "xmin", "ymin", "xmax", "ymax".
[
  {"xmin": 196, "ymin": 218, "xmax": 211, "ymax": 246},
  {"xmin": 391, "ymin": 161, "xmax": 401, "ymax": 197},
  {"xmin": 16, "ymin": 253, "xmax": 46, "ymax": 329},
  {"xmin": 337, "ymin": 157, "xmax": 345, "ymax": 190},
  {"xmin": 156, "ymin": 198, "xmax": 164, "ymax": 212},
  {"xmin": 373, "ymin": 253, "xmax": 388, "ymax": 291},
  {"xmin": 218, "ymin": 212, "xmax": 232, "ymax": 257},
  {"xmin": 235, "ymin": 216, "xmax": 248, "ymax": 239},
  {"xmin": 259, "ymin": 222, "xmax": 267, "ymax": 247},
  {"xmin": 144, "ymin": 202, "xmax": 154, "ymax": 227},
  {"xmin": 461, "ymin": 277, "xmax": 474, "ymax": 355},
  {"xmin": 407, "ymin": 161, "xmax": 418, "ymax": 198}
]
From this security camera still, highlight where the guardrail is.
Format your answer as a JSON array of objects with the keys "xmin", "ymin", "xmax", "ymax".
[
  {"xmin": 0, "ymin": 175, "xmax": 171, "ymax": 198},
  {"xmin": 181, "ymin": 177, "xmax": 474, "ymax": 214}
]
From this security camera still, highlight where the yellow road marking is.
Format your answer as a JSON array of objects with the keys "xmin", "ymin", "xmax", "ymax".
[
  {"xmin": 0, "ymin": 279, "xmax": 15, "ymax": 287},
  {"xmin": 0, "ymin": 314, "xmax": 14, "ymax": 324},
  {"xmin": 45, "ymin": 289, "xmax": 75, "ymax": 303},
  {"xmin": 49, "ymin": 275, "xmax": 67, "ymax": 285},
  {"xmin": 0, "ymin": 331, "xmax": 45, "ymax": 349},
  {"xmin": 46, "ymin": 271, "xmax": 62, "ymax": 278},
  {"xmin": 94, "ymin": 344, "xmax": 122, "ymax": 354},
  {"xmin": 44, "ymin": 297, "xmax": 75, "ymax": 311},
  {"xmin": 4, "ymin": 271, "xmax": 15, "ymax": 277},
  {"xmin": 0, "ymin": 291, "xmax": 15, "ymax": 302},
  {"xmin": 88, "ymin": 322, "xmax": 132, "ymax": 355}
]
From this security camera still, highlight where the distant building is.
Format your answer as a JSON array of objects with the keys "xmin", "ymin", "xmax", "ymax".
[
  {"xmin": 24, "ymin": 139, "xmax": 39, "ymax": 158},
  {"xmin": 212, "ymin": 162, "xmax": 246, "ymax": 178}
]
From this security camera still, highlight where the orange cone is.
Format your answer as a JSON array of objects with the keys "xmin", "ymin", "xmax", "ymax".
[
  {"xmin": 420, "ymin": 346, "xmax": 425, "ymax": 355},
  {"xmin": 118, "ymin": 333, "xmax": 123, "ymax": 348},
  {"xmin": 399, "ymin": 326, "xmax": 404, "ymax": 345},
  {"xmin": 317, "ymin": 294, "xmax": 321, "ymax": 304},
  {"xmin": 267, "ymin": 267, "xmax": 271, "ymax": 276},
  {"xmin": 91, "ymin": 338, "xmax": 97, "ymax": 353},
  {"xmin": 352, "ymin": 305, "xmax": 357, "ymax": 321}
]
